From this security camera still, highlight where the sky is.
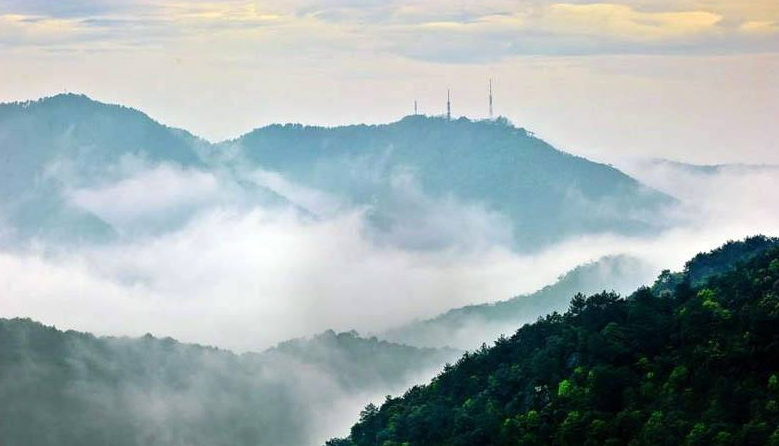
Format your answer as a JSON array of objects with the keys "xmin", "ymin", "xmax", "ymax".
[{"xmin": 0, "ymin": 0, "xmax": 777, "ymax": 164}]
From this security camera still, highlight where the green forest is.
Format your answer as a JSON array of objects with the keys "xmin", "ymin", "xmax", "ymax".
[{"xmin": 328, "ymin": 236, "xmax": 779, "ymax": 446}]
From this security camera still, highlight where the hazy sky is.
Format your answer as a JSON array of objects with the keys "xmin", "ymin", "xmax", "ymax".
[{"xmin": 0, "ymin": 0, "xmax": 777, "ymax": 163}]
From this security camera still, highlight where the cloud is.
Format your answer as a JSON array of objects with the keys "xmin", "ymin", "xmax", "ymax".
[
  {"xmin": 383, "ymin": 2, "xmax": 779, "ymax": 62},
  {"xmin": 154, "ymin": 1, "xmax": 288, "ymax": 30},
  {"xmin": 1, "ymin": 0, "xmax": 777, "ymax": 59},
  {"xmin": 617, "ymin": 160, "xmax": 779, "ymax": 228},
  {"xmin": 0, "ymin": 0, "xmax": 130, "ymax": 18},
  {"xmin": 251, "ymin": 168, "xmax": 345, "ymax": 217},
  {"xmin": 0, "ymin": 204, "xmax": 577, "ymax": 351},
  {"xmin": 3, "ymin": 153, "xmax": 779, "ymax": 354},
  {"xmin": 0, "ymin": 159, "xmax": 635, "ymax": 351},
  {"xmin": 740, "ymin": 20, "xmax": 779, "ymax": 35},
  {"xmin": 543, "ymin": 3, "xmax": 722, "ymax": 42},
  {"xmin": 67, "ymin": 164, "xmax": 227, "ymax": 233},
  {"xmin": 0, "ymin": 13, "xmax": 90, "ymax": 45}
]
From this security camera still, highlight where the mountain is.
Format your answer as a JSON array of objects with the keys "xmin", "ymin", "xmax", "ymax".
[
  {"xmin": 264, "ymin": 330, "xmax": 460, "ymax": 390},
  {"xmin": 615, "ymin": 157, "xmax": 779, "ymax": 207},
  {"xmin": 230, "ymin": 116, "xmax": 674, "ymax": 250},
  {"xmin": 640, "ymin": 158, "xmax": 779, "ymax": 175},
  {"xmin": 0, "ymin": 322, "xmax": 458, "ymax": 446},
  {"xmin": 0, "ymin": 93, "xmax": 202, "ymax": 173},
  {"xmin": 0, "ymin": 94, "xmax": 290, "ymax": 244},
  {"xmin": 328, "ymin": 236, "xmax": 779, "ymax": 446},
  {"xmin": 1, "ymin": 94, "xmax": 674, "ymax": 250},
  {"xmin": 382, "ymin": 255, "xmax": 656, "ymax": 350},
  {"xmin": 0, "ymin": 94, "xmax": 206, "ymax": 243}
]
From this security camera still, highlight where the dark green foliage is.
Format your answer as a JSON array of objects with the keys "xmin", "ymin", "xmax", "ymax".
[
  {"xmin": 330, "ymin": 238, "xmax": 779, "ymax": 446},
  {"xmin": 0, "ymin": 323, "xmax": 457, "ymax": 446},
  {"xmin": 682, "ymin": 235, "xmax": 778, "ymax": 286}
]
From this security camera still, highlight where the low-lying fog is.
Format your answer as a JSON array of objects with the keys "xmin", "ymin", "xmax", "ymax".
[{"xmin": 2, "ymin": 156, "xmax": 777, "ymax": 352}]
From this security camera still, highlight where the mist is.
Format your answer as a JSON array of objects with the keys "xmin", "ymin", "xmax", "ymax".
[
  {"xmin": 2, "ymin": 153, "xmax": 778, "ymax": 352},
  {"xmin": 0, "ymin": 318, "xmax": 458, "ymax": 446},
  {"xmin": 0, "ymin": 171, "xmax": 606, "ymax": 350}
]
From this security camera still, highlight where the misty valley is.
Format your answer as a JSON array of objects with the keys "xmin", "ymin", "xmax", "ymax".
[{"xmin": 1, "ymin": 93, "xmax": 778, "ymax": 446}]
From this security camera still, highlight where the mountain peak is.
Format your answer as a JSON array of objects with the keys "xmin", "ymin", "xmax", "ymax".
[{"xmin": 3, "ymin": 92, "xmax": 102, "ymax": 110}]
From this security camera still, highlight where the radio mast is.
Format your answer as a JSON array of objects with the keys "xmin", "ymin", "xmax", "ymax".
[
  {"xmin": 489, "ymin": 79, "xmax": 493, "ymax": 119},
  {"xmin": 447, "ymin": 89, "xmax": 451, "ymax": 121}
]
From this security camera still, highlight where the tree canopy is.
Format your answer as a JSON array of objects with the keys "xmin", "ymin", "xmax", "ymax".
[{"xmin": 330, "ymin": 236, "xmax": 779, "ymax": 446}]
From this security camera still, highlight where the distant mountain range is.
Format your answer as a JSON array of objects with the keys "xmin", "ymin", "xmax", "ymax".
[
  {"xmin": 642, "ymin": 158, "xmax": 779, "ymax": 175},
  {"xmin": 0, "ymin": 319, "xmax": 458, "ymax": 446},
  {"xmin": 0, "ymin": 94, "xmax": 674, "ymax": 250},
  {"xmin": 382, "ymin": 255, "xmax": 656, "ymax": 350}
]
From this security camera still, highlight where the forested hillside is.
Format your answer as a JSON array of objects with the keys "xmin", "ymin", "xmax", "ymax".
[
  {"xmin": 0, "ymin": 323, "xmax": 457, "ymax": 446},
  {"xmin": 329, "ymin": 236, "xmax": 779, "ymax": 446}
]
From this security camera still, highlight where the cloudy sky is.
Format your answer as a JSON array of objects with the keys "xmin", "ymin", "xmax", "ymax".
[{"xmin": 0, "ymin": 0, "xmax": 777, "ymax": 163}]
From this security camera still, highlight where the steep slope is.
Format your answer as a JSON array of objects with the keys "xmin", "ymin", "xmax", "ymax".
[
  {"xmin": 382, "ymin": 255, "xmax": 656, "ymax": 349},
  {"xmin": 0, "ymin": 94, "xmax": 202, "ymax": 178},
  {"xmin": 329, "ymin": 237, "xmax": 779, "ymax": 446},
  {"xmin": 230, "ymin": 116, "xmax": 674, "ymax": 250},
  {"xmin": 0, "ymin": 94, "xmax": 204, "ymax": 197},
  {"xmin": 0, "ymin": 322, "xmax": 458, "ymax": 446}
]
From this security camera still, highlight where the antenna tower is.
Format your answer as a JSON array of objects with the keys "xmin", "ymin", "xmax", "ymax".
[
  {"xmin": 447, "ymin": 89, "xmax": 451, "ymax": 121},
  {"xmin": 489, "ymin": 79, "xmax": 493, "ymax": 119}
]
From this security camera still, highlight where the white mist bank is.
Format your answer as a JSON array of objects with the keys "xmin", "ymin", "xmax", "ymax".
[{"xmin": 1, "ymin": 158, "xmax": 778, "ymax": 351}]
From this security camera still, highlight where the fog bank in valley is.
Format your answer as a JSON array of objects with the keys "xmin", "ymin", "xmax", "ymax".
[{"xmin": 1, "ymin": 155, "xmax": 777, "ymax": 351}]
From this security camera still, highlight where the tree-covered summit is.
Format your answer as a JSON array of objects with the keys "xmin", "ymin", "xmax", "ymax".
[
  {"xmin": 329, "ymin": 236, "xmax": 779, "ymax": 446},
  {"xmin": 233, "ymin": 114, "xmax": 673, "ymax": 250}
]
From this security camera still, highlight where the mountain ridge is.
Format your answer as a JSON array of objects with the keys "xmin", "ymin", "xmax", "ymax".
[
  {"xmin": 1, "ymin": 93, "xmax": 675, "ymax": 250},
  {"xmin": 227, "ymin": 110, "xmax": 674, "ymax": 250},
  {"xmin": 382, "ymin": 255, "xmax": 656, "ymax": 349}
]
